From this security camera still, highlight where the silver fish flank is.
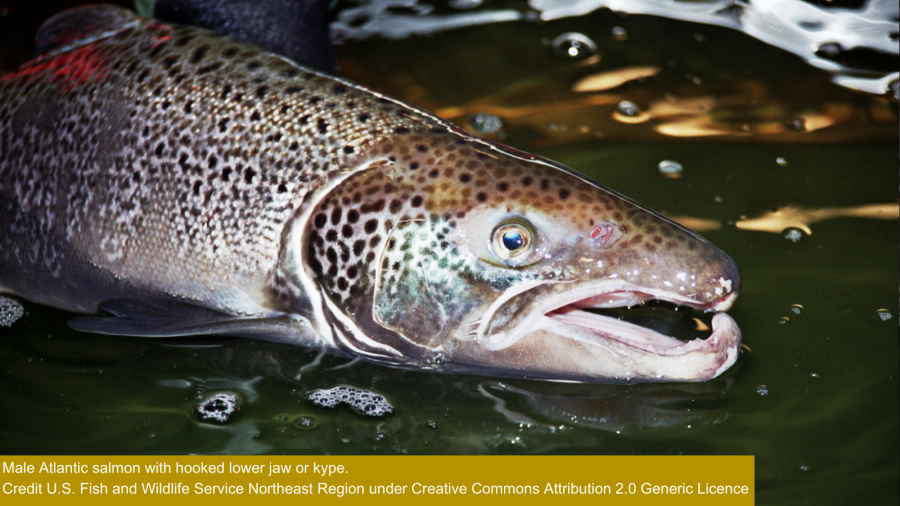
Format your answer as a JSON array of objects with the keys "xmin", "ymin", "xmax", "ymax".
[{"xmin": 0, "ymin": 6, "xmax": 742, "ymax": 382}]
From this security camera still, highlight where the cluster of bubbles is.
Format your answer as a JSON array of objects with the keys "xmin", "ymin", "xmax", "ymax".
[
  {"xmin": 195, "ymin": 392, "xmax": 239, "ymax": 423},
  {"xmin": 307, "ymin": 385, "xmax": 393, "ymax": 417},
  {"xmin": 0, "ymin": 296, "xmax": 24, "ymax": 327}
]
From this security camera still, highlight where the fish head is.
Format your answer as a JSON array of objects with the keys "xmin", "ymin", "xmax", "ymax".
[{"xmin": 300, "ymin": 133, "xmax": 741, "ymax": 382}]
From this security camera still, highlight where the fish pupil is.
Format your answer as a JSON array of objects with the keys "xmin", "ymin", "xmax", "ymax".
[{"xmin": 502, "ymin": 230, "xmax": 524, "ymax": 251}]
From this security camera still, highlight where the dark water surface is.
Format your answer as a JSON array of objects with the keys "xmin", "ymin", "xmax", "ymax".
[{"xmin": 0, "ymin": 3, "xmax": 897, "ymax": 505}]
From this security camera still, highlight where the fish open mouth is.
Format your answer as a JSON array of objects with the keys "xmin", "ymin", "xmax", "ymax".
[
  {"xmin": 474, "ymin": 283, "xmax": 742, "ymax": 382},
  {"xmin": 544, "ymin": 289, "xmax": 737, "ymax": 354}
]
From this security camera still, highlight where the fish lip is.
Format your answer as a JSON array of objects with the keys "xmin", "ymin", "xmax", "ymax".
[{"xmin": 478, "ymin": 282, "xmax": 742, "ymax": 378}]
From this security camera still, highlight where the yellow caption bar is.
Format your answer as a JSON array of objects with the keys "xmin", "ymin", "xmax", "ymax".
[{"xmin": 2, "ymin": 455, "xmax": 753, "ymax": 505}]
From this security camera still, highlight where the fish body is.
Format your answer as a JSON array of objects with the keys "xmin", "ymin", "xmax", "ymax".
[{"xmin": 0, "ymin": 6, "xmax": 741, "ymax": 382}]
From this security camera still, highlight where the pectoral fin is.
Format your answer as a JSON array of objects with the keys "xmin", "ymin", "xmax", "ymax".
[{"xmin": 68, "ymin": 299, "xmax": 315, "ymax": 343}]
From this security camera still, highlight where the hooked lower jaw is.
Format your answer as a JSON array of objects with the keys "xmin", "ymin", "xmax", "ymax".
[{"xmin": 475, "ymin": 287, "xmax": 742, "ymax": 382}]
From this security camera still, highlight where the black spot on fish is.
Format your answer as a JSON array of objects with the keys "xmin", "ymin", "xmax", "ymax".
[
  {"xmin": 220, "ymin": 84, "xmax": 231, "ymax": 100},
  {"xmin": 193, "ymin": 180, "xmax": 202, "ymax": 196},
  {"xmin": 280, "ymin": 105, "xmax": 290, "ymax": 114},
  {"xmin": 244, "ymin": 168, "xmax": 256, "ymax": 184},
  {"xmin": 333, "ymin": 84, "xmax": 347, "ymax": 93},
  {"xmin": 247, "ymin": 61, "xmax": 262, "ymax": 71},
  {"xmin": 416, "ymin": 145, "xmax": 427, "ymax": 153},
  {"xmin": 256, "ymin": 85, "xmax": 268, "ymax": 99},
  {"xmin": 155, "ymin": 143, "xmax": 165, "ymax": 156},
  {"xmin": 137, "ymin": 69, "xmax": 149, "ymax": 82},
  {"xmin": 477, "ymin": 192, "xmax": 487, "ymax": 202},
  {"xmin": 326, "ymin": 247, "xmax": 337, "ymax": 264},
  {"xmin": 522, "ymin": 177, "xmax": 532, "ymax": 186},
  {"xmin": 343, "ymin": 146, "xmax": 354, "ymax": 154},
  {"xmin": 330, "ymin": 207, "xmax": 342, "ymax": 225},
  {"xmin": 410, "ymin": 162, "xmax": 419, "ymax": 170},
  {"xmin": 184, "ymin": 101, "xmax": 194, "ymax": 114},
  {"xmin": 429, "ymin": 169, "xmax": 439, "ymax": 178},
  {"xmin": 317, "ymin": 119, "xmax": 329, "ymax": 134},
  {"xmin": 342, "ymin": 224, "xmax": 353, "ymax": 238},
  {"xmin": 364, "ymin": 219, "xmax": 378, "ymax": 234},
  {"xmin": 289, "ymin": 141, "xmax": 299, "ymax": 151},
  {"xmin": 300, "ymin": 114, "xmax": 311, "ymax": 125},
  {"xmin": 559, "ymin": 189, "xmax": 570, "ymax": 200},
  {"xmin": 221, "ymin": 167, "xmax": 231, "ymax": 182},
  {"xmin": 223, "ymin": 47, "xmax": 238, "ymax": 58},
  {"xmin": 394, "ymin": 127, "xmax": 409, "ymax": 134},
  {"xmin": 347, "ymin": 209, "xmax": 360, "ymax": 223},
  {"xmin": 411, "ymin": 195, "xmax": 423, "ymax": 207},
  {"xmin": 314, "ymin": 213, "xmax": 327, "ymax": 228},
  {"xmin": 389, "ymin": 199, "xmax": 402, "ymax": 213},
  {"xmin": 337, "ymin": 277, "xmax": 348, "ymax": 291},
  {"xmin": 352, "ymin": 240, "xmax": 365, "ymax": 256},
  {"xmin": 285, "ymin": 86, "xmax": 303, "ymax": 94},
  {"xmin": 161, "ymin": 100, "xmax": 171, "ymax": 110},
  {"xmin": 250, "ymin": 111, "xmax": 261, "ymax": 121},
  {"xmin": 147, "ymin": 46, "xmax": 162, "ymax": 59},
  {"xmin": 217, "ymin": 117, "xmax": 230, "ymax": 132},
  {"xmin": 358, "ymin": 113, "xmax": 370, "ymax": 122},
  {"xmin": 325, "ymin": 229, "xmax": 338, "ymax": 241},
  {"xmin": 309, "ymin": 97, "xmax": 321, "ymax": 105},
  {"xmin": 498, "ymin": 182, "xmax": 508, "ymax": 192},
  {"xmin": 277, "ymin": 183, "xmax": 287, "ymax": 193},
  {"xmin": 347, "ymin": 265, "xmax": 359, "ymax": 278},
  {"xmin": 163, "ymin": 56, "xmax": 177, "ymax": 69},
  {"xmin": 208, "ymin": 156, "xmax": 218, "ymax": 169},
  {"xmin": 175, "ymin": 35, "xmax": 193, "ymax": 46},
  {"xmin": 541, "ymin": 180, "xmax": 550, "ymax": 190},
  {"xmin": 198, "ymin": 62, "xmax": 222, "ymax": 74},
  {"xmin": 191, "ymin": 46, "xmax": 208, "ymax": 63},
  {"xmin": 372, "ymin": 199, "xmax": 385, "ymax": 212},
  {"xmin": 281, "ymin": 69, "xmax": 298, "ymax": 78}
]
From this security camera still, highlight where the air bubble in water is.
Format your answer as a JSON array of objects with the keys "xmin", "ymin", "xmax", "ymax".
[
  {"xmin": 776, "ymin": 157, "xmax": 788, "ymax": 167},
  {"xmin": 658, "ymin": 160, "xmax": 683, "ymax": 178},
  {"xmin": 617, "ymin": 100, "xmax": 640, "ymax": 117},
  {"xmin": 786, "ymin": 117, "xmax": 806, "ymax": 131},
  {"xmin": 876, "ymin": 309, "xmax": 892, "ymax": 321},
  {"xmin": 307, "ymin": 385, "xmax": 393, "ymax": 417},
  {"xmin": 611, "ymin": 26, "xmax": 627, "ymax": 41},
  {"xmin": 755, "ymin": 385, "xmax": 770, "ymax": 396},
  {"xmin": 552, "ymin": 32, "xmax": 597, "ymax": 60},
  {"xmin": 196, "ymin": 392, "xmax": 239, "ymax": 423},
  {"xmin": 790, "ymin": 304, "xmax": 803, "ymax": 314},
  {"xmin": 0, "ymin": 296, "xmax": 24, "ymax": 327},
  {"xmin": 469, "ymin": 113, "xmax": 503, "ymax": 134},
  {"xmin": 783, "ymin": 228, "xmax": 805, "ymax": 242}
]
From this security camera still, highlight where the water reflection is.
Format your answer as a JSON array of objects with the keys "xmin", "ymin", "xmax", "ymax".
[{"xmin": 479, "ymin": 379, "xmax": 733, "ymax": 435}]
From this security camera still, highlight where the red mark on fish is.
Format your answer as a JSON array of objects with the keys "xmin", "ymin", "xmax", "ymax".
[{"xmin": 2, "ymin": 45, "xmax": 109, "ymax": 92}]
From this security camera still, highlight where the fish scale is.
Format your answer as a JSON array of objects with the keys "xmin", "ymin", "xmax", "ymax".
[
  {"xmin": 0, "ymin": 5, "xmax": 743, "ymax": 383},
  {"xmin": 0, "ymin": 6, "xmax": 440, "ymax": 316}
]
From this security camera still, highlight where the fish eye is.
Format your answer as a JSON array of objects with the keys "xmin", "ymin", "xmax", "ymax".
[{"xmin": 491, "ymin": 219, "xmax": 535, "ymax": 263}]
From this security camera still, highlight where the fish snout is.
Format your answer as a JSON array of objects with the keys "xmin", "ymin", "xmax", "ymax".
[{"xmin": 695, "ymin": 248, "xmax": 741, "ymax": 311}]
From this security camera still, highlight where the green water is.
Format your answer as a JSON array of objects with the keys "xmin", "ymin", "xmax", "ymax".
[{"xmin": 1, "ymin": 3, "xmax": 897, "ymax": 505}]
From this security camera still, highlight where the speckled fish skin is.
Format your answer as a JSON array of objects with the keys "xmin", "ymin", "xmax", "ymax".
[{"xmin": 0, "ymin": 6, "xmax": 742, "ymax": 382}]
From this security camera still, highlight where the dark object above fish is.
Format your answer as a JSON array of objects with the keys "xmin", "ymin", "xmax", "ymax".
[{"xmin": 0, "ymin": 5, "xmax": 741, "ymax": 383}]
